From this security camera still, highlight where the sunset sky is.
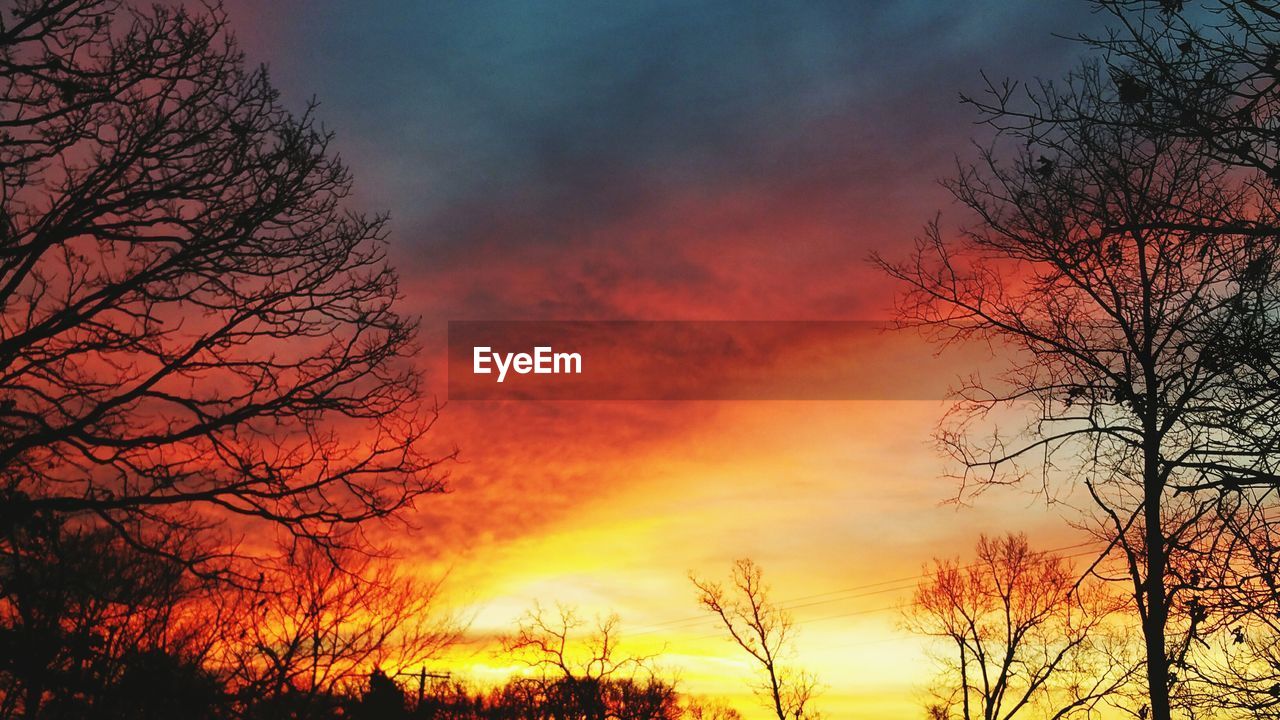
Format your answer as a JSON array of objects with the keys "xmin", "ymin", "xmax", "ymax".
[{"xmin": 225, "ymin": 3, "xmax": 1112, "ymax": 717}]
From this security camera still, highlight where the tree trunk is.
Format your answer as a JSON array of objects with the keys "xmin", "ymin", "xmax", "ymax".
[
  {"xmin": 768, "ymin": 664, "xmax": 786, "ymax": 720},
  {"xmin": 1144, "ymin": 429, "xmax": 1171, "ymax": 720},
  {"xmin": 23, "ymin": 680, "xmax": 42, "ymax": 720}
]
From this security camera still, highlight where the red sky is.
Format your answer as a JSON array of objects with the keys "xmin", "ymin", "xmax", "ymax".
[{"xmin": 223, "ymin": 2, "xmax": 1110, "ymax": 716}]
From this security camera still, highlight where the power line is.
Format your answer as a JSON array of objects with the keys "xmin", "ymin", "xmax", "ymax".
[
  {"xmin": 670, "ymin": 545, "xmax": 1109, "ymax": 655},
  {"xmin": 628, "ymin": 540, "xmax": 1106, "ymax": 639}
]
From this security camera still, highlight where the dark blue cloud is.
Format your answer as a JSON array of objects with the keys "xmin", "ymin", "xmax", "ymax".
[
  {"xmin": 234, "ymin": 0, "xmax": 1105, "ymax": 283},
  {"xmin": 244, "ymin": 2, "xmax": 1095, "ymax": 207}
]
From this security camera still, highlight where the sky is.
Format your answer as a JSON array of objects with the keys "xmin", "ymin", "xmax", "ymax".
[{"xmin": 225, "ymin": 3, "xmax": 1113, "ymax": 717}]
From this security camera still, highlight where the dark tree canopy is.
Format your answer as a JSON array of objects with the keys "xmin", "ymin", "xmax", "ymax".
[
  {"xmin": 0, "ymin": 512, "xmax": 224, "ymax": 718},
  {"xmin": 0, "ymin": 0, "xmax": 449, "ymax": 575}
]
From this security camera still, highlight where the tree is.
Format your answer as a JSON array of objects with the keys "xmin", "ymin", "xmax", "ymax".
[
  {"xmin": 874, "ymin": 41, "xmax": 1280, "ymax": 719},
  {"xmin": 1080, "ymin": 1, "xmax": 1280, "ymax": 183},
  {"xmin": 0, "ymin": 0, "xmax": 450, "ymax": 578},
  {"xmin": 1162, "ymin": 506, "xmax": 1280, "ymax": 719},
  {"xmin": 215, "ymin": 543, "xmax": 458, "ymax": 720},
  {"xmin": 682, "ymin": 699, "xmax": 743, "ymax": 720},
  {"xmin": 352, "ymin": 669, "xmax": 407, "ymax": 720},
  {"xmin": 1047, "ymin": 4, "xmax": 1280, "ymax": 712},
  {"xmin": 690, "ymin": 559, "xmax": 821, "ymax": 720},
  {"xmin": 906, "ymin": 533, "xmax": 1136, "ymax": 720},
  {"xmin": 341, "ymin": 670, "xmax": 735, "ymax": 720},
  {"xmin": 500, "ymin": 603, "xmax": 676, "ymax": 720},
  {"xmin": 0, "ymin": 510, "xmax": 222, "ymax": 718}
]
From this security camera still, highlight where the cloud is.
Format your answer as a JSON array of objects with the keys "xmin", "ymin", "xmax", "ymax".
[{"xmin": 217, "ymin": 3, "xmax": 1114, "ymax": 712}]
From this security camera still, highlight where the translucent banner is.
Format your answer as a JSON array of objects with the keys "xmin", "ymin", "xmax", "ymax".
[{"xmin": 447, "ymin": 321, "xmax": 1002, "ymax": 400}]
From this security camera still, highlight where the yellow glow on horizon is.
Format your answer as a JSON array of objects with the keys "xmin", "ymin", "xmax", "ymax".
[{"xmin": 409, "ymin": 400, "xmax": 1097, "ymax": 719}]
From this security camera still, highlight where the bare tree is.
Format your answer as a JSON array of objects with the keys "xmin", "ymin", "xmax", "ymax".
[
  {"xmin": 0, "ymin": 0, "xmax": 451, "ymax": 578},
  {"xmin": 215, "ymin": 543, "xmax": 459, "ymax": 719},
  {"xmin": 690, "ymin": 559, "xmax": 821, "ymax": 720},
  {"xmin": 1158, "ymin": 506, "xmax": 1280, "ymax": 718},
  {"xmin": 345, "ymin": 666, "xmax": 707, "ymax": 720},
  {"xmin": 1079, "ymin": 1, "xmax": 1280, "ymax": 182},
  {"xmin": 501, "ymin": 602, "xmax": 674, "ymax": 720},
  {"xmin": 504, "ymin": 603, "xmax": 650, "ymax": 686},
  {"xmin": 951, "ymin": 5, "xmax": 1280, "ymax": 718},
  {"xmin": 874, "ymin": 38, "xmax": 1280, "ymax": 719},
  {"xmin": 682, "ymin": 698, "xmax": 744, "ymax": 720},
  {"xmin": 906, "ymin": 533, "xmax": 1137, "ymax": 720},
  {"xmin": 0, "ymin": 510, "xmax": 223, "ymax": 718}
]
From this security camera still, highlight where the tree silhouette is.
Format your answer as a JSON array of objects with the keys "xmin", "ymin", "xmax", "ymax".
[
  {"xmin": 215, "ymin": 543, "xmax": 457, "ymax": 719},
  {"xmin": 0, "ymin": 511, "xmax": 222, "ymax": 718},
  {"xmin": 339, "ymin": 667, "xmax": 737, "ymax": 720},
  {"xmin": 682, "ymin": 699, "xmax": 743, "ymax": 720},
  {"xmin": 0, "ymin": 0, "xmax": 449, "ymax": 579},
  {"xmin": 352, "ymin": 669, "xmax": 406, "ymax": 720},
  {"xmin": 690, "ymin": 559, "xmax": 821, "ymax": 720},
  {"xmin": 906, "ymin": 533, "xmax": 1136, "ymax": 720},
  {"xmin": 1165, "ymin": 508, "xmax": 1280, "ymax": 718},
  {"xmin": 876, "ymin": 40, "xmax": 1280, "ymax": 718},
  {"xmin": 1080, "ymin": 1, "xmax": 1280, "ymax": 184},
  {"xmin": 500, "ymin": 603, "xmax": 675, "ymax": 720},
  {"xmin": 1042, "ymin": 4, "xmax": 1280, "ymax": 713},
  {"xmin": 95, "ymin": 649, "xmax": 225, "ymax": 720}
]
